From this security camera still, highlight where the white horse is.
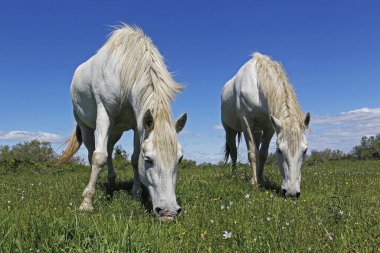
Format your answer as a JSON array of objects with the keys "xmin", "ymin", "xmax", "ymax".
[
  {"xmin": 221, "ymin": 52, "xmax": 310, "ymax": 198},
  {"xmin": 60, "ymin": 24, "xmax": 187, "ymax": 220}
]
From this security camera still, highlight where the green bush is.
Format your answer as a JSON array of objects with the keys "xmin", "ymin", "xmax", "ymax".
[
  {"xmin": 0, "ymin": 140, "xmax": 57, "ymax": 173},
  {"xmin": 180, "ymin": 158, "xmax": 196, "ymax": 169},
  {"xmin": 305, "ymin": 149, "xmax": 346, "ymax": 165},
  {"xmin": 351, "ymin": 135, "xmax": 380, "ymax": 160}
]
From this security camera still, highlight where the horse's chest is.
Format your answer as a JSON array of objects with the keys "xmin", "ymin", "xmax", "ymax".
[{"xmin": 111, "ymin": 104, "xmax": 136, "ymax": 132}]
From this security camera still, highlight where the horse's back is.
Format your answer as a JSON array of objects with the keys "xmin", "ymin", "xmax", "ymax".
[{"xmin": 221, "ymin": 57, "xmax": 270, "ymax": 131}]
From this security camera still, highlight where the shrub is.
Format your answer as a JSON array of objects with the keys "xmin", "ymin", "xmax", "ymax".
[
  {"xmin": 0, "ymin": 140, "xmax": 57, "ymax": 173},
  {"xmin": 180, "ymin": 158, "xmax": 196, "ymax": 169},
  {"xmin": 351, "ymin": 135, "xmax": 380, "ymax": 160}
]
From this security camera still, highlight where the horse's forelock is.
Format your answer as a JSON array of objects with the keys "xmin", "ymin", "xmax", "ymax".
[
  {"xmin": 154, "ymin": 116, "xmax": 178, "ymax": 166},
  {"xmin": 279, "ymin": 123, "xmax": 304, "ymax": 155}
]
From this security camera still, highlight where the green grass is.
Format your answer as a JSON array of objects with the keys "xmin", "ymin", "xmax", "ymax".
[{"xmin": 1, "ymin": 160, "xmax": 379, "ymax": 252}]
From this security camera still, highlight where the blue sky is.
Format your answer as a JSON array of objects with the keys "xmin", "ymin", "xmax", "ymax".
[{"xmin": 1, "ymin": 1, "xmax": 380, "ymax": 163}]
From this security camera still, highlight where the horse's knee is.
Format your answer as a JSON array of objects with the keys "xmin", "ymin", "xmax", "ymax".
[
  {"xmin": 248, "ymin": 151, "xmax": 256, "ymax": 163},
  {"xmin": 92, "ymin": 151, "xmax": 108, "ymax": 168}
]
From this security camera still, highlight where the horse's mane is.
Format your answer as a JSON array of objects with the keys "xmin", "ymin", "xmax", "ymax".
[
  {"xmin": 254, "ymin": 52, "xmax": 306, "ymax": 154},
  {"xmin": 102, "ymin": 24, "xmax": 183, "ymax": 164}
]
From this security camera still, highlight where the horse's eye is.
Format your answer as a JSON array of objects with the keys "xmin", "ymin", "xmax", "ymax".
[
  {"xmin": 144, "ymin": 156, "xmax": 153, "ymax": 165},
  {"xmin": 303, "ymin": 148, "xmax": 308, "ymax": 156},
  {"xmin": 276, "ymin": 147, "xmax": 282, "ymax": 155},
  {"xmin": 178, "ymin": 155, "xmax": 183, "ymax": 164}
]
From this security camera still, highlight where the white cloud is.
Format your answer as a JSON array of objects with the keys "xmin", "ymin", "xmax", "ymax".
[
  {"xmin": 0, "ymin": 131, "xmax": 64, "ymax": 143},
  {"xmin": 213, "ymin": 124, "xmax": 224, "ymax": 130},
  {"xmin": 308, "ymin": 107, "xmax": 380, "ymax": 152}
]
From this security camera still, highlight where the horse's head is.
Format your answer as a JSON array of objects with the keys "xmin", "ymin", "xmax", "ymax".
[
  {"xmin": 138, "ymin": 110, "xmax": 187, "ymax": 220},
  {"xmin": 271, "ymin": 113, "xmax": 310, "ymax": 198}
]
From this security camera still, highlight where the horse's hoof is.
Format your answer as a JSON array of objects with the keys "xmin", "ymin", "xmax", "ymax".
[
  {"xmin": 79, "ymin": 201, "xmax": 94, "ymax": 211},
  {"xmin": 250, "ymin": 178, "xmax": 259, "ymax": 187}
]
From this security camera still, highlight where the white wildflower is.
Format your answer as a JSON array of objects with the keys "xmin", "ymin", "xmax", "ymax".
[{"xmin": 223, "ymin": 231, "xmax": 232, "ymax": 239}]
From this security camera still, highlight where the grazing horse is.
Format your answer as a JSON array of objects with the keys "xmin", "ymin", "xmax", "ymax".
[
  {"xmin": 60, "ymin": 24, "xmax": 187, "ymax": 220},
  {"xmin": 221, "ymin": 52, "xmax": 310, "ymax": 198}
]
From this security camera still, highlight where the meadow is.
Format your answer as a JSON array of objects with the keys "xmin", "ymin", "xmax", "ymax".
[{"xmin": 0, "ymin": 160, "xmax": 379, "ymax": 252}]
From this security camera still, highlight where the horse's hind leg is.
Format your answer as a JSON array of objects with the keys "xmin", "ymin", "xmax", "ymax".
[
  {"xmin": 131, "ymin": 130, "xmax": 142, "ymax": 200},
  {"xmin": 80, "ymin": 105, "xmax": 110, "ymax": 211},
  {"xmin": 223, "ymin": 123, "xmax": 238, "ymax": 174},
  {"xmin": 257, "ymin": 128, "xmax": 274, "ymax": 184},
  {"xmin": 241, "ymin": 117, "xmax": 259, "ymax": 186},
  {"xmin": 106, "ymin": 133, "xmax": 123, "ymax": 186},
  {"xmin": 74, "ymin": 113, "xmax": 95, "ymax": 166}
]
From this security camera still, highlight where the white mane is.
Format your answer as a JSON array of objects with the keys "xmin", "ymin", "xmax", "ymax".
[
  {"xmin": 254, "ymin": 52, "xmax": 306, "ymax": 154},
  {"xmin": 102, "ymin": 24, "xmax": 183, "ymax": 163}
]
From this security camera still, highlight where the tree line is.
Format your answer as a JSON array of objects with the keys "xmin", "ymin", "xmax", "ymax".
[
  {"xmin": 266, "ymin": 134, "xmax": 380, "ymax": 166},
  {"xmin": 0, "ymin": 135, "xmax": 380, "ymax": 173}
]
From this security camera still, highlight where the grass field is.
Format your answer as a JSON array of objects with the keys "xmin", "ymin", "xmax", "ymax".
[{"xmin": 1, "ymin": 160, "xmax": 379, "ymax": 252}]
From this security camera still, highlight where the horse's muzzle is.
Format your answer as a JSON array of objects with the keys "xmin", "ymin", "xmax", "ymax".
[
  {"xmin": 281, "ymin": 189, "xmax": 301, "ymax": 199},
  {"xmin": 155, "ymin": 206, "xmax": 181, "ymax": 221}
]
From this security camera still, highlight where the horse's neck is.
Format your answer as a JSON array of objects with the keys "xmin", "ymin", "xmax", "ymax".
[{"xmin": 268, "ymin": 85, "xmax": 301, "ymax": 123}]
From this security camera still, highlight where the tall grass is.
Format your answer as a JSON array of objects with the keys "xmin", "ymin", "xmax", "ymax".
[{"xmin": 0, "ymin": 160, "xmax": 379, "ymax": 252}]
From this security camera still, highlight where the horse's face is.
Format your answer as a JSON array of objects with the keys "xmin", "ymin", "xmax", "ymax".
[
  {"xmin": 138, "ymin": 110, "xmax": 187, "ymax": 221},
  {"xmin": 271, "ymin": 113, "xmax": 310, "ymax": 198}
]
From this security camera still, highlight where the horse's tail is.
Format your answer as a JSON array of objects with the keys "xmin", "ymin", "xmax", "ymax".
[
  {"xmin": 59, "ymin": 125, "xmax": 82, "ymax": 163},
  {"xmin": 224, "ymin": 131, "xmax": 242, "ymax": 164},
  {"xmin": 237, "ymin": 131, "xmax": 242, "ymax": 147},
  {"xmin": 223, "ymin": 141, "xmax": 231, "ymax": 164}
]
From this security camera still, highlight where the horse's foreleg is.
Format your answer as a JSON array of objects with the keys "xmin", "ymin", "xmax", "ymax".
[
  {"xmin": 131, "ymin": 130, "xmax": 142, "ymax": 200},
  {"xmin": 253, "ymin": 131, "xmax": 262, "ymax": 175},
  {"xmin": 242, "ymin": 118, "xmax": 258, "ymax": 186},
  {"xmin": 257, "ymin": 128, "xmax": 274, "ymax": 184},
  {"xmin": 107, "ymin": 133, "xmax": 123, "ymax": 186},
  {"xmin": 80, "ymin": 105, "xmax": 110, "ymax": 211}
]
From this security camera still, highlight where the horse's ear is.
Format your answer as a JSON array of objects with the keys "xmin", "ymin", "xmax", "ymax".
[
  {"xmin": 143, "ymin": 110, "xmax": 154, "ymax": 132},
  {"xmin": 175, "ymin": 113, "xmax": 187, "ymax": 133},
  {"xmin": 304, "ymin": 112, "xmax": 311, "ymax": 128},
  {"xmin": 270, "ymin": 115, "xmax": 282, "ymax": 133}
]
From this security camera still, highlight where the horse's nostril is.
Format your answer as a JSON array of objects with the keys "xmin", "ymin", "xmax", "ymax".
[
  {"xmin": 177, "ymin": 208, "xmax": 182, "ymax": 215},
  {"xmin": 296, "ymin": 192, "xmax": 301, "ymax": 199},
  {"xmin": 155, "ymin": 207, "xmax": 163, "ymax": 214}
]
